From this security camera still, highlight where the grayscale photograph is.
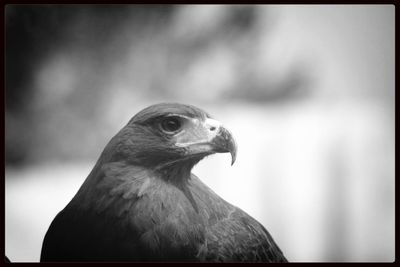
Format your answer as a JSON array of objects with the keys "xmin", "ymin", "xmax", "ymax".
[{"xmin": 5, "ymin": 4, "xmax": 395, "ymax": 262}]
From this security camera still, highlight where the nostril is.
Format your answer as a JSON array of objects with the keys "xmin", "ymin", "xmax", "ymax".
[{"xmin": 210, "ymin": 126, "xmax": 216, "ymax": 131}]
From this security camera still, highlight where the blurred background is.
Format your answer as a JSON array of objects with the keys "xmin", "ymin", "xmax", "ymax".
[{"xmin": 5, "ymin": 4, "xmax": 394, "ymax": 262}]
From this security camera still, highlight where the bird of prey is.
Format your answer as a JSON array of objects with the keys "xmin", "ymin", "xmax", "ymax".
[{"xmin": 41, "ymin": 103, "xmax": 287, "ymax": 262}]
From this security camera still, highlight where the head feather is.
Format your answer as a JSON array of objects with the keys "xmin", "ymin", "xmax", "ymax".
[{"xmin": 129, "ymin": 103, "xmax": 211, "ymax": 125}]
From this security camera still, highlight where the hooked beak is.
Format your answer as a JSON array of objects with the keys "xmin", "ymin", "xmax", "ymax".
[
  {"xmin": 209, "ymin": 126, "xmax": 237, "ymax": 165},
  {"xmin": 176, "ymin": 118, "xmax": 237, "ymax": 165}
]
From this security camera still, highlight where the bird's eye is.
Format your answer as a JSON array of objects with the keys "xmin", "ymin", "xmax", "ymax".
[{"xmin": 160, "ymin": 117, "xmax": 182, "ymax": 134}]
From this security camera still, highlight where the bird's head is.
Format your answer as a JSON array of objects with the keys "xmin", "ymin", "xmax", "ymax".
[{"xmin": 101, "ymin": 103, "xmax": 237, "ymax": 182}]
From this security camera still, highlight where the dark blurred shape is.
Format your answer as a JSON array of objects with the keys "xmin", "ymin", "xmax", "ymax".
[
  {"xmin": 6, "ymin": 5, "xmax": 72, "ymax": 164},
  {"xmin": 6, "ymin": 5, "xmax": 173, "ymax": 112},
  {"xmin": 5, "ymin": 256, "xmax": 11, "ymax": 262},
  {"xmin": 226, "ymin": 5, "xmax": 256, "ymax": 30}
]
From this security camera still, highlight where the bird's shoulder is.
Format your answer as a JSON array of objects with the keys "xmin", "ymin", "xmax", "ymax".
[
  {"xmin": 203, "ymin": 206, "xmax": 287, "ymax": 262},
  {"xmin": 188, "ymin": 174, "xmax": 287, "ymax": 262}
]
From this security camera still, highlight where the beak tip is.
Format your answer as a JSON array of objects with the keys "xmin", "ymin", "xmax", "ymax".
[{"xmin": 230, "ymin": 150, "xmax": 237, "ymax": 166}]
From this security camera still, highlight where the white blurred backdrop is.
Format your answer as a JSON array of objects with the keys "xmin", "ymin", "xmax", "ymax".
[{"xmin": 5, "ymin": 5, "xmax": 394, "ymax": 262}]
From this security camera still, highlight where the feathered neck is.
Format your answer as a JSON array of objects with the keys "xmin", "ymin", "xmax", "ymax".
[{"xmin": 156, "ymin": 157, "xmax": 202, "ymax": 186}]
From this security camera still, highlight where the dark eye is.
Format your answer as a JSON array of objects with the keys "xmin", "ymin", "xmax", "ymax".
[{"xmin": 160, "ymin": 117, "xmax": 182, "ymax": 133}]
